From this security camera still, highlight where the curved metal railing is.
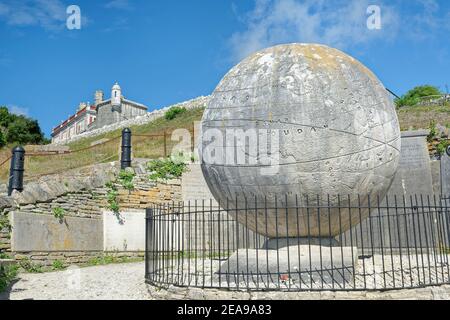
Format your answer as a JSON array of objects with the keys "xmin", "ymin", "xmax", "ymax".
[{"xmin": 145, "ymin": 194, "xmax": 450, "ymax": 291}]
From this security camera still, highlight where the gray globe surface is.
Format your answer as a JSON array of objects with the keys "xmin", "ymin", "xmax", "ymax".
[{"xmin": 200, "ymin": 43, "xmax": 401, "ymax": 238}]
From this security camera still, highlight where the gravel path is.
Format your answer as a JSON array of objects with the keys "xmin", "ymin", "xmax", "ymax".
[
  {"xmin": 2, "ymin": 261, "xmax": 450, "ymax": 300},
  {"xmin": 1, "ymin": 262, "xmax": 152, "ymax": 300}
]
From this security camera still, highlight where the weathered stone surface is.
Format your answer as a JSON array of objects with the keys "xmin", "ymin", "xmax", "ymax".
[
  {"xmin": 11, "ymin": 212, "xmax": 103, "ymax": 252},
  {"xmin": 264, "ymin": 237, "xmax": 339, "ymax": 249},
  {"xmin": 430, "ymin": 160, "xmax": 441, "ymax": 195},
  {"xmin": 10, "ymin": 162, "xmax": 118, "ymax": 206},
  {"xmin": 0, "ymin": 195, "xmax": 15, "ymax": 210},
  {"xmin": 219, "ymin": 245, "xmax": 358, "ymax": 284},
  {"xmin": 201, "ymin": 43, "xmax": 401, "ymax": 237},
  {"xmin": 182, "ymin": 163, "xmax": 217, "ymax": 203},
  {"xmin": 0, "ymin": 160, "xmax": 182, "ymax": 265},
  {"xmin": 387, "ymin": 130, "xmax": 433, "ymax": 197},
  {"xmin": 441, "ymin": 147, "xmax": 450, "ymax": 196},
  {"xmin": 341, "ymin": 131, "xmax": 439, "ymax": 249}
]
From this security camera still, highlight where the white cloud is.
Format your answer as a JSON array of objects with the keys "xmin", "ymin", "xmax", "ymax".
[
  {"xmin": 228, "ymin": 0, "xmax": 447, "ymax": 62},
  {"xmin": 0, "ymin": 0, "xmax": 67, "ymax": 31},
  {"xmin": 104, "ymin": 0, "xmax": 133, "ymax": 10},
  {"xmin": 408, "ymin": 0, "xmax": 450, "ymax": 40},
  {"xmin": 8, "ymin": 105, "xmax": 29, "ymax": 116}
]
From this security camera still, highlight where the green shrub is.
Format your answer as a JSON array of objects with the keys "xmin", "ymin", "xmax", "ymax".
[
  {"xmin": 427, "ymin": 120, "xmax": 437, "ymax": 143},
  {"xmin": 437, "ymin": 140, "xmax": 450, "ymax": 155},
  {"xmin": 105, "ymin": 170, "xmax": 135, "ymax": 216},
  {"xmin": 118, "ymin": 169, "xmax": 135, "ymax": 191},
  {"xmin": 0, "ymin": 252, "xmax": 11, "ymax": 259},
  {"xmin": 52, "ymin": 260, "xmax": 65, "ymax": 271},
  {"xmin": 52, "ymin": 207, "xmax": 66, "ymax": 221},
  {"xmin": 106, "ymin": 183, "xmax": 119, "ymax": 214},
  {"xmin": 86, "ymin": 254, "xmax": 143, "ymax": 267},
  {"xmin": 147, "ymin": 157, "xmax": 188, "ymax": 182},
  {"xmin": 164, "ymin": 106, "xmax": 186, "ymax": 120},
  {"xmin": 0, "ymin": 264, "xmax": 18, "ymax": 293},
  {"xmin": 0, "ymin": 214, "xmax": 11, "ymax": 235},
  {"xmin": 19, "ymin": 259, "xmax": 43, "ymax": 273},
  {"xmin": 0, "ymin": 131, "xmax": 6, "ymax": 148},
  {"xmin": 395, "ymin": 85, "xmax": 442, "ymax": 108}
]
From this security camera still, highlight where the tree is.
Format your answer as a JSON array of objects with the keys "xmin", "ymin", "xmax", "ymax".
[
  {"xmin": 0, "ymin": 106, "xmax": 48, "ymax": 147},
  {"xmin": 0, "ymin": 131, "xmax": 6, "ymax": 148},
  {"xmin": 0, "ymin": 107, "xmax": 12, "ymax": 128},
  {"xmin": 395, "ymin": 85, "xmax": 442, "ymax": 108}
]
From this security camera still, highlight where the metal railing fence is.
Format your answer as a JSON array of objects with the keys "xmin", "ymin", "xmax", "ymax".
[{"xmin": 145, "ymin": 194, "xmax": 450, "ymax": 291}]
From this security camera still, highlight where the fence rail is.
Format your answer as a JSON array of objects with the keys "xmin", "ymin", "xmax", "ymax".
[
  {"xmin": 145, "ymin": 194, "xmax": 450, "ymax": 291},
  {"xmin": 0, "ymin": 125, "xmax": 197, "ymax": 184},
  {"xmin": 417, "ymin": 94, "xmax": 450, "ymax": 107}
]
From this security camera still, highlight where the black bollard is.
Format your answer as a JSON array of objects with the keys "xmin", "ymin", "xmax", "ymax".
[
  {"xmin": 8, "ymin": 146, "xmax": 25, "ymax": 196},
  {"xmin": 121, "ymin": 128, "xmax": 132, "ymax": 169}
]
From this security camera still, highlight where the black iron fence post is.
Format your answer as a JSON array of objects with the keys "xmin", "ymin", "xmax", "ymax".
[
  {"xmin": 8, "ymin": 146, "xmax": 25, "ymax": 196},
  {"xmin": 145, "ymin": 207, "xmax": 153, "ymax": 282},
  {"xmin": 121, "ymin": 128, "xmax": 132, "ymax": 169}
]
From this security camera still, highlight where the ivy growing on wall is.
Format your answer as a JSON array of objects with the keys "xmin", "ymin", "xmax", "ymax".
[
  {"xmin": 147, "ymin": 157, "xmax": 188, "ymax": 182},
  {"xmin": 52, "ymin": 207, "xmax": 66, "ymax": 223},
  {"xmin": 105, "ymin": 169, "xmax": 136, "ymax": 222},
  {"xmin": 0, "ymin": 214, "xmax": 11, "ymax": 238}
]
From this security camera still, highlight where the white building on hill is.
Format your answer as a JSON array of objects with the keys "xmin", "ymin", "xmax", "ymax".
[{"xmin": 51, "ymin": 82, "xmax": 148, "ymax": 143}]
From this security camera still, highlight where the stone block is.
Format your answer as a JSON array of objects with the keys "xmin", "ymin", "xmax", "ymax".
[
  {"xmin": 11, "ymin": 212, "xmax": 102, "ymax": 252},
  {"xmin": 218, "ymin": 244, "xmax": 358, "ymax": 285},
  {"xmin": 386, "ymin": 130, "xmax": 434, "ymax": 197}
]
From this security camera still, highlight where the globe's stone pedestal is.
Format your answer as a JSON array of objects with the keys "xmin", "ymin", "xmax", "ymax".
[
  {"xmin": 218, "ymin": 242, "xmax": 358, "ymax": 287},
  {"xmin": 263, "ymin": 237, "xmax": 340, "ymax": 249}
]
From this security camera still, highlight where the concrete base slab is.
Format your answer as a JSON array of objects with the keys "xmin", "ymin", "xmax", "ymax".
[
  {"xmin": 218, "ymin": 244, "xmax": 358, "ymax": 285},
  {"xmin": 264, "ymin": 237, "xmax": 339, "ymax": 249}
]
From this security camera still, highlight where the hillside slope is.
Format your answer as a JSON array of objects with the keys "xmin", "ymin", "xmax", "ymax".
[
  {"xmin": 0, "ymin": 103, "xmax": 449, "ymax": 184},
  {"xmin": 0, "ymin": 107, "xmax": 204, "ymax": 183}
]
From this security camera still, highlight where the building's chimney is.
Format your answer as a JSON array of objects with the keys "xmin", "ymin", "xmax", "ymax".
[
  {"xmin": 78, "ymin": 102, "xmax": 87, "ymax": 111},
  {"xmin": 95, "ymin": 90, "xmax": 104, "ymax": 105}
]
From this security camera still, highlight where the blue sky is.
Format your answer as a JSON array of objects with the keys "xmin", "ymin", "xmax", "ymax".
[{"xmin": 0, "ymin": 0, "xmax": 449, "ymax": 137}]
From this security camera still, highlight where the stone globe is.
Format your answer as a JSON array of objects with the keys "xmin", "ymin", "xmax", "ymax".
[{"xmin": 200, "ymin": 43, "xmax": 401, "ymax": 239}]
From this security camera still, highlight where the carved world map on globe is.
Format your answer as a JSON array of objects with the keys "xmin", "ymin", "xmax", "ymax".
[{"xmin": 200, "ymin": 43, "xmax": 401, "ymax": 238}]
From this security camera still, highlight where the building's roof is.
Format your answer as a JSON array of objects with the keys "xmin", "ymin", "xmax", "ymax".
[
  {"xmin": 96, "ymin": 98, "xmax": 148, "ymax": 111},
  {"xmin": 52, "ymin": 105, "xmax": 96, "ymax": 136}
]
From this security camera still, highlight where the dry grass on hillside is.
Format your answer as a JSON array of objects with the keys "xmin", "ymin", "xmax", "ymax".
[
  {"xmin": 0, "ymin": 104, "xmax": 448, "ymax": 184},
  {"xmin": 0, "ymin": 107, "xmax": 204, "ymax": 183},
  {"xmin": 397, "ymin": 105, "xmax": 450, "ymax": 131}
]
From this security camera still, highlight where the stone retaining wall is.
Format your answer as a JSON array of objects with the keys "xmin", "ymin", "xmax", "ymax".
[
  {"xmin": 13, "ymin": 251, "xmax": 144, "ymax": 268},
  {"xmin": 0, "ymin": 160, "xmax": 182, "ymax": 268}
]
